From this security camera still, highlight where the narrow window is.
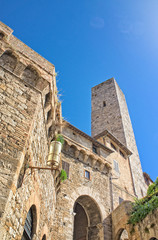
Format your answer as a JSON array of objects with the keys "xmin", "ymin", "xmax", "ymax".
[
  {"xmin": 111, "ymin": 142, "xmax": 116, "ymax": 150},
  {"xmin": 92, "ymin": 144, "xmax": 97, "ymax": 154},
  {"xmin": 119, "ymin": 150, "xmax": 125, "ymax": 158},
  {"xmin": 119, "ymin": 197, "xmax": 124, "ymax": 204},
  {"xmin": 84, "ymin": 170, "xmax": 90, "ymax": 180},
  {"xmin": 22, "ymin": 207, "xmax": 35, "ymax": 240},
  {"xmin": 103, "ymin": 101, "xmax": 106, "ymax": 107},
  {"xmin": 47, "ymin": 109, "xmax": 52, "ymax": 122},
  {"xmin": 44, "ymin": 92, "xmax": 51, "ymax": 107},
  {"xmin": 42, "ymin": 234, "xmax": 46, "ymax": 240},
  {"xmin": 62, "ymin": 160, "xmax": 70, "ymax": 178},
  {"xmin": 113, "ymin": 160, "xmax": 119, "ymax": 173}
]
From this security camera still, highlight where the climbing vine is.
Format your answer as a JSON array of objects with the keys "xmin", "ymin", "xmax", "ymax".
[{"xmin": 128, "ymin": 177, "xmax": 158, "ymax": 226}]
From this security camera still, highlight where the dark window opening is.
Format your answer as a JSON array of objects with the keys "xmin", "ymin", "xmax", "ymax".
[
  {"xmin": 62, "ymin": 160, "xmax": 70, "ymax": 178},
  {"xmin": 84, "ymin": 170, "xmax": 90, "ymax": 180},
  {"xmin": 44, "ymin": 92, "xmax": 51, "ymax": 107},
  {"xmin": 47, "ymin": 109, "xmax": 52, "ymax": 122},
  {"xmin": 103, "ymin": 101, "xmax": 106, "ymax": 107},
  {"xmin": 48, "ymin": 126, "xmax": 53, "ymax": 137},
  {"xmin": 119, "ymin": 150, "xmax": 125, "ymax": 158},
  {"xmin": 111, "ymin": 142, "xmax": 116, "ymax": 150},
  {"xmin": 92, "ymin": 144, "xmax": 98, "ymax": 154},
  {"xmin": 42, "ymin": 235, "xmax": 46, "ymax": 240}
]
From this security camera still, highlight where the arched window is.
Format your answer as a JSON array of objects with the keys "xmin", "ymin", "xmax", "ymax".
[
  {"xmin": 22, "ymin": 205, "xmax": 36, "ymax": 240},
  {"xmin": 42, "ymin": 234, "xmax": 46, "ymax": 240},
  {"xmin": 0, "ymin": 50, "xmax": 17, "ymax": 71},
  {"xmin": 22, "ymin": 65, "xmax": 38, "ymax": 87}
]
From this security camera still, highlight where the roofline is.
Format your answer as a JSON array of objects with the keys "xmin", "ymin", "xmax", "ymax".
[
  {"xmin": 63, "ymin": 121, "xmax": 113, "ymax": 154},
  {"xmin": 143, "ymin": 172, "xmax": 153, "ymax": 183},
  {"xmin": 93, "ymin": 129, "xmax": 132, "ymax": 156}
]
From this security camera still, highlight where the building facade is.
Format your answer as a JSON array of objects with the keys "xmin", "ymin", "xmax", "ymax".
[{"xmin": 0, "ymin": 21, "xmax": 157, "ymax": 240}]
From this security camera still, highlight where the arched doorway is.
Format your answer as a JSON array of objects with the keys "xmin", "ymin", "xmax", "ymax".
[
  {"xmin": 21, "ymin": 205, "xmax": 37, "ymax": 240},
  {"xmin": 73, "ymin": 195, "xmax": 103, "ymax": 240},
  {"xmin": 117, "ymin": 229, "xmax": 129, "ymax": 240}
]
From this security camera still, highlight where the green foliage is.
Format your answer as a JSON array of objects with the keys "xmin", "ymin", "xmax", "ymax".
[
  {"xmin": 147, "ymin": 177, "xmax": 158, "ymax": 195},
  {"xmin": 60, "ymin": 169, "xmax": 67, "ymax": 182},
  {"xmin": 128, "ymin": 177, "xmax": 158, "ymax": 226},
  {"xmin": 55, "ymin": 134, "xmax": 64, "ymax": 145}
]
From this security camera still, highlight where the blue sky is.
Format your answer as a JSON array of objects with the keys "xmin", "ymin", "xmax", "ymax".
[{"xmin": 1, "ymin": 0, "xmax": 158, "ymax": 181}]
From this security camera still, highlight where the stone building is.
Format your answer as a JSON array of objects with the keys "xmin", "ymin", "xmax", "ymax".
[{"xmin": 0, "ymin": 21, "xmax": 157, "ymax": 240}]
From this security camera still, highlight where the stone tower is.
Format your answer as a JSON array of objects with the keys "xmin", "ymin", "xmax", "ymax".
[{"xmin": 91, "ymin": 78, "xmax": 147, "ymax": 198}]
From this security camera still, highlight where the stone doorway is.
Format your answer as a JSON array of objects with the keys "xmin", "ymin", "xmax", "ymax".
[
  {"xmin": 73, "ymin": 195, "xmax": 103, "ymax": 240},
  {"xmin": 117, "ymin": 229, "xmax": 129, "ymax": 240}
]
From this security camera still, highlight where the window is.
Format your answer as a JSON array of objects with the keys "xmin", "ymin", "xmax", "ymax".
[
  {"xmin": 62, "ymin": 160, "xmax": 70, "ymax": 178},
  {"xmin": 84, "ymin": 170, "xmax": 90, "ymax": 180},
  {"xmin": 113, "ymin": 160, "xmax": 119, "ymax": 173},
  {"xmin": 42, "ymin": 235, "xmax": 46, "ymax": 240},
  {"xmin": 119, "ymin": 197, "xmax": 124, "ymax": 204},
  {"xmin": 44, "ymin": 92, "xmax": 50, "ymax": 107},
  {"xmin": 92, "ymin": 144, "xmax": 97, "ymax": 154},
  {"xmin": 22, "ymin": 207, "xmax": 34, "ymax": 240},
  {"xmin": 119, "ymin": 150, "xmax": 125, "ymax": 158},
  {"xmin": 111, "ymin": 142, "xmax": 116, "ymax": 150},
  {"xmin": 47, "ymin": 109, "xmax": 52, "ymax": 122},
  {"xmin": 103, "ymin": 101, "xmax": 106, "ymax": 107}
]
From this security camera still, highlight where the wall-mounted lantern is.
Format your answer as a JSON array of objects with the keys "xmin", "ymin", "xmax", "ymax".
[{"xmin": 47, "ymin": 134, "xmax": 64, "ymax": 168}]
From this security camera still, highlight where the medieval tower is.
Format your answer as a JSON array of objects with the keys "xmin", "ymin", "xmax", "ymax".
[{"xmin": 91, "ymin": 78, "xmax": 147, "ymax": 198}]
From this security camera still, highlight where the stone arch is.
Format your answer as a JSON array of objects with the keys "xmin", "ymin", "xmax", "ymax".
[
  {"xmin": 21, "ymin": 204, "xmax": 37, "ymax": 240},
  {"xmin": 69, "ymin": 144, "xmax": 78, "ymax": 157},
  {"xmin": 78, "ymin": 149, "xmax": 85, "ymax": 161},
  {"xmin": 22, "ymin": 65, "xmax": 39, "ymax": 87},
  {"xmin": 112, "ymin": 201, "xmax": 132, "ymax": 240},
  {"xmin": 23, "ymin": 192, "xmax": 40, "ymax": 234},
  {"xmin": 0, "ymin": 50, "xmax": 18, "ymax": 71},
  {"xmin": 116, "ymin": 228, "xmax": 129, "ymax": 240},
  {"xmin": 40, "ymin": 224, "xmax": 49, "ymax": 240},
  {"xmin": 88, "ymin": 154, "xmax": 95, "ymax": 166},
  {"xmin": 42, "ymin": 234, "xmax": 46, "ymax": 240},
  {"xmin": 73, "ymin": 195, "xmax": 103, "ymax": 240}
]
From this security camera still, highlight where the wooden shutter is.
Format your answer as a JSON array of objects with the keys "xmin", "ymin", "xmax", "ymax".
[
  {"xmin": 22, "ymin": 208, "xmax": 33, "ymax": 240},
  {"xmin": 62, "ymin": 161, "xmax": 70, "ymax": 178}
]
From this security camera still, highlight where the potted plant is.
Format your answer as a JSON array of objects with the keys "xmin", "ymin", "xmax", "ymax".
[{"xmin": 47, "ymin": 134, "xmax": 64, "ymax": 167}]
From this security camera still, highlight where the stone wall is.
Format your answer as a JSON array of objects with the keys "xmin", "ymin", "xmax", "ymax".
[
  {"xmin": 112, "ymin": 201, "xmax": 158, "ymax": 240},
  {"xmin": 0, "ymin": 21, "xmax": 60, "ymax": 240},
  {"xmin": 52, "ymin": 126, "xmax": 112, "ymax": 240}
]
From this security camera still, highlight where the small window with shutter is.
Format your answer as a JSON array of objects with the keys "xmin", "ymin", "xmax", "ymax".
[
  {"xmin": 62, "ymin": 160, "xmax": 70, "ymax": 178},
  {"xmin": 113, "ymin": 160, "xmax": 119, "ymax": 173}
]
